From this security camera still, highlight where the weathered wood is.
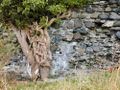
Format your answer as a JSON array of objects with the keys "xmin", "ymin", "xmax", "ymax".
[{"xmin": 12, "ymin": 24, "xmax": 52, "ymax": 81}]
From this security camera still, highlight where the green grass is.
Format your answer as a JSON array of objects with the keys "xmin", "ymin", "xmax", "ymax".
[{"xmin": 0, "ymin": 68, "xmax": 120, "ymax": 90}]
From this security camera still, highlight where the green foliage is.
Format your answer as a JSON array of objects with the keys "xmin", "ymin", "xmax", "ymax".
[
  {"xmin": 39, "ymin": 16, "xmax": 48, "ymax": 27},
  {"xmin": 0, "ymin": 0, "xmax": 92, "ymax": 28},
  {"xmin": 61, "ymin": 0, "xmax": 91, "ymax": 7},
  {"xmin": 48, "ymin": 4, "xmax": 66, "ymax": 15}
]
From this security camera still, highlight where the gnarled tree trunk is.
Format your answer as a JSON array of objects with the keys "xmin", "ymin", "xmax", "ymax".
[
  {"xmin": 12, "ymin": 26, "xmax": 52, "ymax": 81},
  {"xmin": 11, "ymin": 11, "xmax": 71, "ymax": 81},
  {"xmin": 31, "ymin": 28, "xmax": 52, "ymax": 81}
]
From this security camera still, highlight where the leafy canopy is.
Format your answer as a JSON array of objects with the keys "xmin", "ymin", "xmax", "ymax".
[{"xmin": 0, "ymin": 0, "xmax": 92, "ymax": 28}]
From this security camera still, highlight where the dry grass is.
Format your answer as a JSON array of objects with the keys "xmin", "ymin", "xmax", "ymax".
[{"xmin": 0, "ymin": 68, "xmax": 119, "ymax": 90}]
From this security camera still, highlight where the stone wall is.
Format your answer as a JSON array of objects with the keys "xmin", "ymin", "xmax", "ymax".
[
  {"xmin": 4, "ymin": 0, "xmax": 120, "ymax": 78},
  {"xmin": 50, "ymin": 0, "xmax": 120, "ymax": 76}
]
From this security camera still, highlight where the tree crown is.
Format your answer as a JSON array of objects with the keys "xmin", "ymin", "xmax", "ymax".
[{"xmin": 0, "ymin": 0, "xmax": 92, "ymax": 28}]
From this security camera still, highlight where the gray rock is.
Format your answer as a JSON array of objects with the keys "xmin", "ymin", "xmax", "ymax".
[
  {"xmin": 61, "ymin": 20, "xmax": 74, "ymax": 29},
  {"xmin": 77, "ymin": 47, "xmax": 85, "ymax": 56},
  {"xmin": 103, "ymin": 30, "xmax": 111, "ymax": 35},
  {"xmin": 92, "ymin": 46, "xmax": 100, "ymax": 52},
  {"xmin": 85, "ymin": 41, "xmax": 92, "ymax": 46},
  {"xmin": 102, "ymin": 21, "xmax": 114, "ymax": 27},
  {"xmin": 62, "ymin": 32, "xmax": 73, "ymax": 41},
  {"xmin": 100, "ymin": 34, "xmax": 107, "ymax": 39},
  {"xmin": 93, "ymin": 43, "xmax": 99, "ymax": 47},
  {"xmin": 90, "ymin": 38, "xmax": 97, "ymax": 42},
  {"xmin": 98, "ymin": 13, "xmax": 109, "ymax": 20},
  {"xmin": 81, "ymin": 13, "xmax": 91, "ymax": 19},
  {"xmin": 86, "ymin": 5, "xmax": 95, "ymax": 13},
  {"xmin": 52, "ymin": 42, "xmax": 76, "ymax": 76},
  {"xmin": 3, "ymin": 54, "xmax": 31, "ymax": 80},
  {"xmin": 104, "ymin": 43, "xmax": 113, "ymax": 47},
  {"xmin": 52, "ymin": 35, "xmax": 62, "ymax": 44},
  {"xmin": 80, "ymin": 55, "xmax": 90, "ymax": 60},
  {"xmin": 79, "ymin": 43, "xmax": 87, "ymax": 49},
  {"xmin": 112, "ymin": 8, "xmax": 120, "ymax": 14},
  {"xmin": 84, "ymin": 21, "xmax": 95, "ymax": 28},
  {"xmin": 73, "ymin": 33, "xmax": 83, "ymax": 41},
  {"xmin": 95, "ymin": 19, "xmax": 106, "ymax": 26},
  {"xmin": 74, "ymin": 19, "xmax": 82, "ymax": 28},
  {"xmin": 80, "ymin": 65, "xmax": 87, "ymax": 69},
  {"xmin": 91, "ymin": 12, "xmax": 100, "ymax": 19},
  {"xmin": 73, "ymin": 27, "xmax": 89, "ymax": 35},
  {"xmin": 109, "ymin": 0, "xmax": 117, "ymax": 4},
  {"xmin": 93, "ymin": 1, "xmax": 106, "ymax": 5},
  {"xmin": 105, "ymin": 7, "xmax": 112, "ymax": 12},
  {"xmin": 113, "ymin": 21, "xmax": 120, "ymax": 27},
  {"xmin": 94, "ymin": 6, "xmax": 104, "ymax": 12},
  {"xmin": 71, "ymin": 11, "xmax": 80, "ymax": 18},
  {"xmin": 116, "ymin": 31, "xmax": 120, "ymax": 39},
  {"xmin": 109, "ymin": 12, "xmax": 120, "ymax": 20},
  {"xmin": 110, "ymin": 27, "xmax": 120, "ymax": 31},
  {"xmin": 89, "ymin": 31, "xmax": 97, "ymax": 38},
  {"xmin": 51, "ymin": 44, "xmax": 58, "ymax": 52},
  {"xmin": 118, "ymin": 0, "xmax": 120, "ymax": 3},
  {"xmin": 86, "ymin": 47, "xmax": 94, "ymax": 54}
]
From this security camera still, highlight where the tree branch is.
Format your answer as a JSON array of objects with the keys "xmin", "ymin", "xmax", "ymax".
[
  {"xmin": 57, "ymin": 10, "xmax": 71, "ymax": 19},
  {"xmin": 47, "ymin": 10, "xmax": 71, "ymax": 27}
]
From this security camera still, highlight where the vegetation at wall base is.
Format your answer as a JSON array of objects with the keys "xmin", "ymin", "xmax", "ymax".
[{"xmin": 0, "ymin": 68, "xmax": 119, "ymax": 90}]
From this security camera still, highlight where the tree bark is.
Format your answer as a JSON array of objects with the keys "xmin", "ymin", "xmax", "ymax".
[
  {"xmin": 32, "ymin": 28, "xmax": 52, "ymax": 81},
  {"xmin": 12, "ymin": 26, "xmax": 51, "ymax": 81}
]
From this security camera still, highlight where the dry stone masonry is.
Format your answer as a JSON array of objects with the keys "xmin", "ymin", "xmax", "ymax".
[
  {"xmin": 3, "ymin": 0, "xmax": 120, "ymax": 78},
  {"xmin": 50, "ymin": 0, "xmax": 120, "ymax": 76}
]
